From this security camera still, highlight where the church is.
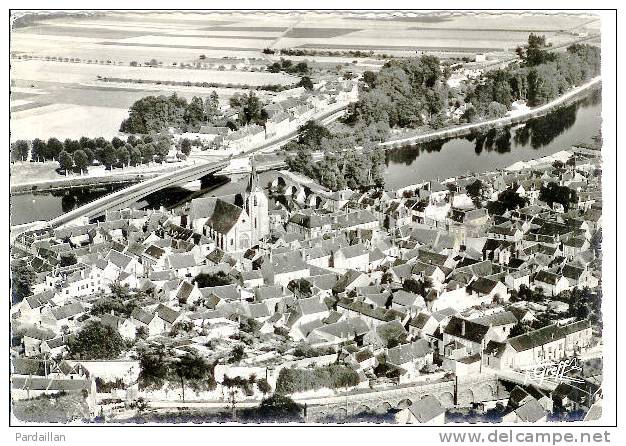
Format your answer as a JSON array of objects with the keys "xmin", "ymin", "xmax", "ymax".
[{"xmin": 188, "ymin": 162, "xmax": 269, "ymax": 253}]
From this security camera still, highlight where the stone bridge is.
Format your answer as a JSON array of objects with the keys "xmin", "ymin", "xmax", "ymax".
[
  {"xmin": 300, "ymin": 373, "xmax": 502, "ymax": 420},
  {"xmin": 268, "ymin": 170, "xmax": 332, "ymax": 209}
]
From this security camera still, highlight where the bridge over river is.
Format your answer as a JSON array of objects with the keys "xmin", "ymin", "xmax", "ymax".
[{"xmin": 13, "ymin": 102, "xmax": 350, "ymax": 233}]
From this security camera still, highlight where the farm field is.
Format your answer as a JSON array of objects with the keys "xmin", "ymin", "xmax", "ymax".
[
  {"xmin": 11, "ymin": 60, "xmax": 297, "ymax": 86},
  {"xmin": 11, "ymin": 11, "xmax": 599, "ymax": 65},
  {"xmin": 9, "ymin": 10, "xmax": 601, "ymax": 145},
  {"xmin": 10, "ymin": 103, "xmax": 129, "ymax": 142}
]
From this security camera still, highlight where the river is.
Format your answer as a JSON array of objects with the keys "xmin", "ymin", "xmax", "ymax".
[
  {"xmin": 9, "ymin": 90, "xmax": 601, "ymax": 226},
  {"xmin": 383, "ymin": 89, "xmax": 602, "ymax": 189}
]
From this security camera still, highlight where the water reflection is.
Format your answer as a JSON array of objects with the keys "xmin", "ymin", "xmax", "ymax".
[
  {"xmin": 385, "ymin": 89, "xmax": 601, "ymax": 168},
  {"xmin": 50, "ymin": 185, "xmax": 128, "ymax": 214}
]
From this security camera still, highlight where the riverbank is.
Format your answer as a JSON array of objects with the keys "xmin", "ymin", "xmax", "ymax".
[
  {"xmin": 10, "ymin": 155, "xmax": 224, "ymax": 194},
  {"xmin": 380, "ymin": 76, "xmax": 601, "ymax": 149}
]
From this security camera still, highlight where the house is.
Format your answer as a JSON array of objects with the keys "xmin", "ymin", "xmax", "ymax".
[
  {"xmin": 105, "ymin": 249, "xmax": 144, "ymax": 278},
  {"xmin": 483, "ymin": 320, "xmax": 593, "ymax": 370},
  {"xmin": 154, "ymin": 304, "xmax": 181, "ymax": 331},
  {"xmin": 166, "ymin": 253, "xmax": 199, "ymax": 278},
  {"xmin": 173, "ymin": 280, "xmax": 202, "ymax": 305},
  {"xmin": 22, "ymin": 327, "xmax": 57, "ymax": 357},
  {"xmin": 332, "ymin": 243, "xmax": 370, "ymax": 272},
  {"xmin": 385, "ymin": 339, "xmax": 433, "ymax": 381},
  {"xmin": 333, "ymin": 270, "xmax": 371, "ymax": 293},
  {"xmin": 408, "ymin": 312, "xmax": 440, "ymax": 342},
  {"xmin": 534, "ymin": 270, "xmax": 570, "ymax": 296},
  {"xmin": 100, "ymin": 313, "xmax": 137, "ymax": 341},
  {"xmin": 471, "ymin": 311, "xmax": 518, "ymax": 341},
  {"xmin": 466, "ymin": 277, "xmax": 509, "ymax": 304},
  {"xmin": 129, "ymin": 308, "xmax": 165, "ymax": 337},
  {"xmin": 502, "ymin": 397, "xmax": 547, "ymax": 423},
  {"xmin": 395, "ymin": 395, "xmax": 446, "ymax": 424},
  {"xmin": 261, "ymin": 251, "xmax": 309, "ymax": 287},
  {"xmin": 442, "ymin": 316, "xmax": 501, "ymax": 361},
  {"xmin": 40, "ymin": 302, "xmax": 86, "ymax": 333}
]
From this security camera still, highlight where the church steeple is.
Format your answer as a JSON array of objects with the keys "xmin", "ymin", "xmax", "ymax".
[
  {"xmin": 244, "ymin": 154, "xmax": 269, "ymax": 245},
  {"xmin": 248, "ymin": 155, "xmax": 259, "ymax": 192}
]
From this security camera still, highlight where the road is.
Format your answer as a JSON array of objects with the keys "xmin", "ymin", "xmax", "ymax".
[
  {"xmin": 380, "ymin": 76, "xmax": 601, "ymax": 148},
  {"xmin": 19, "ymin": 101, "xmax": 350, "ymax": 231}
]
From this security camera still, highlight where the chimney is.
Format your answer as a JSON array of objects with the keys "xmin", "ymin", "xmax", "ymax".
[{"xmin": 461, "ymin": 320, "xmax": 466, "ymax": 336}]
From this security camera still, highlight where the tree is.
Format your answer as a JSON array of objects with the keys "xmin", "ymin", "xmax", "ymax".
[
  {"xmin": 297, "ymin": 121, "xmax": 332, "ymax": 147},
  {"xmin": 466, "ymin": 179, "xmax": 484, "ymax": 202},
  {"xmin": 11, "ymin": 140, "xmax": 29, "ymax": 162},
  {"xmin": 101, "ymin": 143, "xmax": 118, "ymax": 170},
  {"xmin": 287, "ymin": 279, "xmax": 312, "ymax": 298},
  {"xmin": 539, "ymin": 182, "xmax": 577, "ymax": 212},
  {"xmin": 377, "ymin": 322, "xmax": 407, "ymax": 348},
  {"xmin": 63, "ymin": 138, "xmax": 81, "ymax": 153},
  {"xmin": 253, "ymin": 394, "xmax": 302, "ymax": 422},
  {"xmin": 72, "ymin": 149, "xmax": 89, "ymax": 174},
  {"xmin": 60, "ymin": 253, "xmax": 77, "ymax": 267},
  {"xmin": 230, "ymin": 91, "xmax": 267, "ymax": 126},
  {"xmin": 509, "ymin": 322, "xmax": 529, "ymax": 338},
  {"xmin": 79, "ymin": 136, "xmax": 96, "ymax": 151},
  {"xmin": 179, "ymin": 138, "xmax": 192, "ymax": 156},
  {"xmin": 228, "ymin": 345, "xmax": 245, "ymax": 364},
  {"xmin": 31, "ymin": 138, "xmax": 48, "ymax": 161},
  {"xmin": 129, "ymin": 146, "xmax": 142, "ymax": 166},
  {"xmin": 362, "ymin": 70, "xmax": 377, "ymax": 89},
  {"xmin": 139, "ymin": 143, "xmax": 154, "ymax": 164},
  {"xmin": 257, "ymin": 378, "xmax": 272, "ymax": 396},
  {"xmin": 173, "ymin": 353, "xmax": 211, "ymax": 402},
  {"xmin": 138, "ymin": 346, "xmax": 170, "ymax": 389},
  {"xmin": 204, "ymin": 91, "xmax": 220, "ymax": 123},
  {"xmin": 298, "ymin": 76, "xmax": 314, "ymax": 90},
  {"xmin": 58, "ymin": 150, "xmax": 74, "ymax": 174},
  {"xmin": 68, "ymin": 321, "xmax": 124, "ymax": 360},
  {"xmin": 11, "ymin": 260, "xmax": 36, "ymax": 304},
  {"xmin": 111, "ymin": 136, "xmax": 125, "ymax": 149},
  {"xmin": 487, "ymin": 186, "xmax": 529, "ymax": 215},
  {"xmin": 153, "ymin": 134, "xmax": 171, "ymax": 158},
  {"xmin": 116, "ymin": 146, "xmax": 130, "ymax": 167},
  {"xmin": 46, "ymin": 137, "xmax": 63, "ymax": 160},
  {"xmin": 193, "ymin": 272, "xmax": 233, "ymax": 288},
  {"xmin": 83, "ymin": 148, "xmax": 95, "ymax": 165}
]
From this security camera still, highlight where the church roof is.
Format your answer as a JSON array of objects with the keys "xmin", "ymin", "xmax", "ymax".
[{"xmin": 206, "ymin": 199, "xmax": 243, "ymax": 235}]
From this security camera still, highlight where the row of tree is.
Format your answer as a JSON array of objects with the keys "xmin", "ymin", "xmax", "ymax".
[
  {"xmin": 266, "ymin": 58, "xmax": 310, "ymax": 75},
  {"xmin": 465, "ymin": 39, "xmax": 601, "ymax": 121},
  {"xmin": 53, "ymin": 134, "xmax": 174, "ymax": 173}
]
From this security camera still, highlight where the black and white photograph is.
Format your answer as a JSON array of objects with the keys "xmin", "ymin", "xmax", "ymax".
[{"xmin": 5, "ymin": 4, "xmax": 620, "ymax": 438}]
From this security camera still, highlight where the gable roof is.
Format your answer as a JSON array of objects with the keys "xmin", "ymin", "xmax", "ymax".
[
  {"xmin": 444, "ymin": 316, "xmax": 491, "ymax": 344},
  {"xmin": 206, "ymin": 199, "xmax": 243, "ymax": 234},
  {"xmin": 407, "ymin": 395, "xmax": 445, "ymax": 423},
  {"xmin": 508, "ymin": 320, "xmax": 591, "ymax": 352},
  {"xmin": 155, "ymin": 304, "xmax": 180, "ymax": 325}
]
